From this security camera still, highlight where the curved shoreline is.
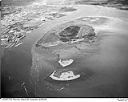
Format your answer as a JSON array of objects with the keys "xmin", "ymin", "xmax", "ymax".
[{"xmin": 30, "ymin": 5, "xmax": 128, "ymax": 97}]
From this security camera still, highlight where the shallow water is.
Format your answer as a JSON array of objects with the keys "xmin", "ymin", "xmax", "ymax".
[{"xmin": 1, "ymin": 5, "xmax": 128, "ymax": 97}]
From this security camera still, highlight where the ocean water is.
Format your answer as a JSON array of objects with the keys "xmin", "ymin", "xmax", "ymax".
[{"xmin": 1, "ymin": 5, "xmax": 128, "ymax": 97}]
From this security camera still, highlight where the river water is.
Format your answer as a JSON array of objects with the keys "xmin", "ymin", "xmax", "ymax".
[{"xmin": 1, "ymin": 5, "xmax": 128, "ymax": 97}]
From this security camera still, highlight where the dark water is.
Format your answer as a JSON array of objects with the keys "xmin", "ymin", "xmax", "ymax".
[
  {"xmin": 1, "ymin": 27, "xmax": 40, "ymax": 97},
  {"xmin": 1, "ymin": 5, "xmax": 128, "ymax": 97},
  {"xmin": 1, "ymin": 41, "xmax": 33, "ymax": 97}
]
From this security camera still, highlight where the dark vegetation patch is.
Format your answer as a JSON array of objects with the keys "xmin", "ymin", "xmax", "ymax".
[
  {"xmin": 59, "ymin": 7, "xmax": 77, "ymax": 12},
  {"xmin": 59, "ymin": 26, "xmax": 80, "ymax": 42}
]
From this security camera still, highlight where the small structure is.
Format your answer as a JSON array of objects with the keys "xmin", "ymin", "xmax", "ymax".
[{"xmin": 50, "ymin": 70, "xmax": 80, "ymax": 81}]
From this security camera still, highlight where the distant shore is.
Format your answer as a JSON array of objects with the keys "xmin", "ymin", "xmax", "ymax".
[
  {"xmin": 1, "ymin": 0, "xmax": 36, "ymax": 6},
  {"xmin": 1, "ymin": 0, "xmax": 128, "ymax": 48}
]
